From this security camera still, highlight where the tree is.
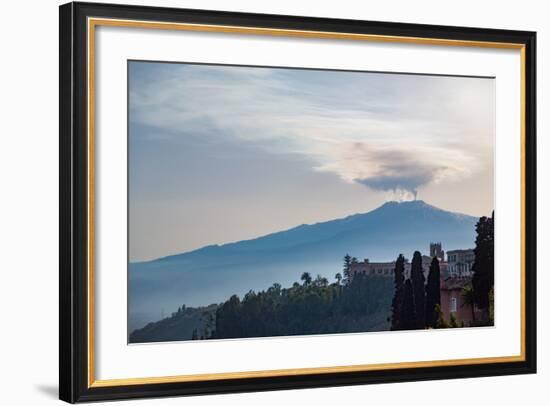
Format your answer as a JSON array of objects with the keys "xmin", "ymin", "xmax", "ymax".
[
  {"xmin": 434, "ymin": 304, "xmax": 448, "ymax": 328},
  {"xmin": 314, "ymin": 275, "xmax": 329, "ymax": 288},
  {"xmin": 449, "ymin": 313, "xmax": 459, "ymax": 328},
  {"xmin": 343, "ymin": 254, "xmax": 352, "ymax": 282},
  {"xmin": 425, "ymin": 257, "xmax": 441, "ymax": 328},
  {"xmin": 461, "ymin": 286, "xmax": 476, "ymax": 324},
  {"xmin": 342, "ymin": 255, "xmax": 359, "ymax": 285},
  {"xmin": 301, "ymin": 272, "xmax": 312, "ymax": 286},
  {"xmin": 211, "ymin": 270, "xmax": 394, "ymax": 340},
  {"xmin": 202, "ymin": 311, "xmax": 215, "ymax": 339},
  {"xmin": 472, "ymin": 213, "xmax": 494, "ymax": 311},
  {"xmin": 335, "ymin": 272, "xmax": 342, "ymax": 285},
  {"xmin": 400, "ymin": 279, "xmax": 416, "ymax": 330},
  {"xmin": 410, "ymin": 251, "xmax": 426, "ymax": 328},
  {"xmin": 390, "ymin": 254, "xmax": 406, "ymax": 330},
  {"xmin": 191, "ymin": 328, "xmax": 199, "ymax": 340}
]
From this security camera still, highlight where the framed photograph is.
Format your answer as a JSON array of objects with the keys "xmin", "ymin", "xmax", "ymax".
[{"xmin": 59, "ymin": 1, "xmax": 536, "ymax": 403}]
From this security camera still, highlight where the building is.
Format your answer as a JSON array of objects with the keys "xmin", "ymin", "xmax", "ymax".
[
  {"xmin": 349, "ymin": 243, "xmax": 448, "ymax": 279},
  {"xmin": 440, "ymin": 277, "xmax": 481, "ymax": 326},
  {"xmin": 348, "ymin": 242, "xmax": 480, "ymax": 327},
  {"xmin": 430, "ymin": 242, "xmax": 445, "ymax": 261},
  {"xmin": 349, "ymin": 259, "xmax": 398, "ymax": 278},
  {"xmin": 447, "ymin": 248, "xmax": 475, "ymax": 278}
]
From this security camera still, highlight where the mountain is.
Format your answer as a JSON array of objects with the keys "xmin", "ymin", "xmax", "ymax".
[
  {"xmin": 129, "ymin": 304, "xmax": 218, "ymax": 343},
  {"xmin": 129, "ymin": 200, "xmax": 478, "ymax": 332}
]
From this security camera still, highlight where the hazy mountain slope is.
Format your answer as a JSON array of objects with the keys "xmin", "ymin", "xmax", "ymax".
[
  {"xmin": 129, "ymin": 200, "xmax": 478, "ymax": 331},
  {"xmin": 129, "ymin": 304, "xmax": 217, "ymax": 343}
]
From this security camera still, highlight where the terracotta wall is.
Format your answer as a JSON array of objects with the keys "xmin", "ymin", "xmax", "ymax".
[{"xmin": 440, "ymin": 288, "xmax": 475, "ymax": 326}]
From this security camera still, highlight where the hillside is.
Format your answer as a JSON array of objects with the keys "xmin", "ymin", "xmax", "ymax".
[
  {"xmin": 129, "ymin": 304, "xmax": 218, "ymax": 343},
  {"xmin": 130, "ymin": 275, "xmax": 393, "ymax": 343},
  {"xmin": 129, "ymin": 200, "xmax": 478, "ymax": 332}
]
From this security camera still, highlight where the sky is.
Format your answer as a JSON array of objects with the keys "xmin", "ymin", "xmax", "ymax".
[{"xmin": 129, "ymin": 61, "xmax": 495, "ymax": 262}]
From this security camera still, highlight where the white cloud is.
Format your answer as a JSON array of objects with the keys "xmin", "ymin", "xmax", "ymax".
[{"xmin": 129, "ymin": 62, "xmax": 494, "ymax": 198}]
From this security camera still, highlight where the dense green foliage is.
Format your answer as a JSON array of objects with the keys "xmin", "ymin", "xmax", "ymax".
[
  {"xmin": 129, "ymin": 304, "xmax": 217, "ymax": 343},
  {"xmin": 461, "ymin": 286, "xmax": 476, "ymax": 322},
  {"xmin": 425, "ymin": 257, "xmax": 441, "ymax": 328},
  {"xmin": 400, "ymin": 279, "xmax": 417, "ymax": 330},
  {"xmin": 342, "ymin": 254, "xmax": 358, "ymax": 284},
  {"xmin": 434, "ymin": 304, "xmax": 448, "ymax": 328},
  {"xmin": 392, "ymin": 254, "xmax": 443, "ymax": 330},
  {"xmin": 390, "ymin": 254, "xmax": 406, "ymax": 330},
  {"xmin": 130, "ymin": 263, "xmax": 393, "ymax": 343},
  {"xmin": 410, "ymin": 251, "xmax": 426, "ymax": 328},
  {"xmin": 210, "ymin": 271, "xmax": 393, "ymax": 339},
  {"xmin": 472, "ymin": 212, "xmax": 494, "ymax": 310}
]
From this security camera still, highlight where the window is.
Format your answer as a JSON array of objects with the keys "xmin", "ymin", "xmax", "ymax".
[{"xmin": 450, "ymin": 297, "xmax": 457, "ymax": 313}]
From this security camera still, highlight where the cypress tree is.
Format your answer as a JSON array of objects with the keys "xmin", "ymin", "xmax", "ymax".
[
  {"xmin": 400, "ymin": 279, "xmax": 416, "ymax": 330},
  {"xmin": 391, "ymin": 254, "xmax": 406, "ymax": 330},
  {"xmin": 472, "ymin": 212, "xmax": 494, "ymax": 310},
  {"xmin": 425, "ymin": 257, "xmax": 441, "ymax": 328},
  {"xmin": 343, "ymin": 254, "xmax": 352, "ymax": 284},
  {"xmin": 410, "ymin": 251, "xmax": 426, "ymax": 329}
]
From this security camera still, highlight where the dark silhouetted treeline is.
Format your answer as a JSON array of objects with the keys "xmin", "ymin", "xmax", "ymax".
[
  {"xmin": 391, "ymin": 252, "xmax": 443, "ymax": 330},
  {"xmin": 210, "ymin": 271, "xmax": 393, "ymax": 340}
]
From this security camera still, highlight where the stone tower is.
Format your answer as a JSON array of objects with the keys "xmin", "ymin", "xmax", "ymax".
[{"xmin": 429, "ymin": 242, "xmax": 444, "ymax": 260}]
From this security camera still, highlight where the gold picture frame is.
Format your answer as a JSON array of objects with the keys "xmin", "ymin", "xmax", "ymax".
[{"xmin": 60, "ymin": 2, "xmax": 536, "ymax": 402}]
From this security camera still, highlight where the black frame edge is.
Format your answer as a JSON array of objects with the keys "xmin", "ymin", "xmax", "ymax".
[
  {"xmin": 523, "ymin": 31, "xmax": 537, "ymax": 375},
  {"xmin": 59, "ymin": 2, "xmax": 537, "ymax": 403},
  {"xmin": 59, "ymin": 2, "xmax": 75, "ymax": 403},
  {"xmin": 60, "ymin": 1, "xmax": 92, "ymax": 403}
]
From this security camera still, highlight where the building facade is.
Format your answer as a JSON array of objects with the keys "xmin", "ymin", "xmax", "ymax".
[
  {"xmin": 440, "ymin": 277, "xmax": 481, "ymax": 326},
  {"xmin": 447, "ymin": 248, "xmax": 475, "ymax": 278},
  {"xmin": 349, "ymin": 243, "xmax": 449, "ymax": 279}
]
